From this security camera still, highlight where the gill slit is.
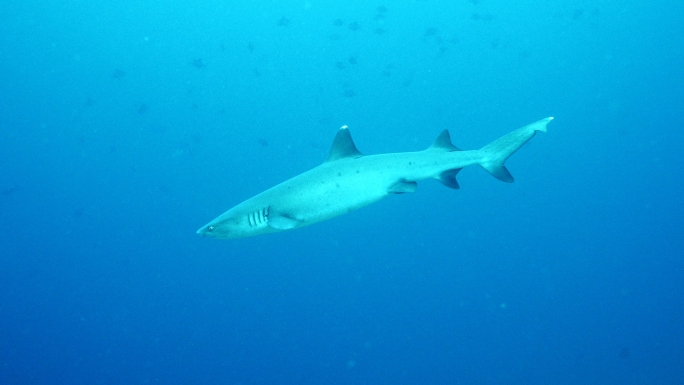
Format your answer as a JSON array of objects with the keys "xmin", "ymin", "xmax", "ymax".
[{"xmin": 247, "ymin": 207, "xmax": 270, "ymax": 227}]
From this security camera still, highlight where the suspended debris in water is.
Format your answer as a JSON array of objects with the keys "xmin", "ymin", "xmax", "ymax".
[
  {"xmin": 278, "ymin": 16, "xmax": 290, "ymax": 26},
  {"xmin": 111, "ymin": 69, "xmax": 126, "ymax": 79},
  {"xmin": 192, "ymin": 58, "xmax": 206, "ymax": 69}
]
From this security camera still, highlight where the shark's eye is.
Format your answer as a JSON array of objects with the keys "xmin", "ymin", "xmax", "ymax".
[{"xmin": 207, "ymin": 226, "xmax": 215, "ymax": 232}]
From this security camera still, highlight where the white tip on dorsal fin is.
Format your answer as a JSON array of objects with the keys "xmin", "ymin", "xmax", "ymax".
[
  {"xmin": 429, "ymin": 130, "xmax": 461, "ymax": 152},
  {"xmin": 326, "ymin": 125, "xmax": 364, "ymax": 162}
]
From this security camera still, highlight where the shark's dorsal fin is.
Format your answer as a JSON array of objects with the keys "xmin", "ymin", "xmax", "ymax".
[
  {"xmin": 429, "ymin": 130, "xmax": 461, "ymax": 152},
  {"xmin": 326, "ymin": 125, "xmax": 363, "ymax": 162}
]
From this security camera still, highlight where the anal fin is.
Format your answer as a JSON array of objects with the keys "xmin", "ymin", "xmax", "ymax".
[{"xmin": 437, "ymin": 168, "xmax": 461, "ymax": 189}]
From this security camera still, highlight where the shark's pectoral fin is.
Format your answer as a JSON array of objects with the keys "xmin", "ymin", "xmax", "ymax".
[
  {"xmin": 437, "ymin": 168, "xmax": 461, "ymax": 189},
  {"xmin": 388, "ymin": 180, "xmax": 417, "ymax": 194},
  {"xmin": 268, "ymin": 212, "xmax": 302, "ymax": 230}
]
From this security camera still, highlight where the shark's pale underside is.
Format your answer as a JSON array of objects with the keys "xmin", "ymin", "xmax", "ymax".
[{"xmin": 197, "ymin": 117, "xmax": 553, "ymax": 239}]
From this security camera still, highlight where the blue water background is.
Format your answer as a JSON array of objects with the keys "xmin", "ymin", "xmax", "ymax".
[{"xmin": 1, "ymin": 0, "xmax": 683, "ymax": 383}]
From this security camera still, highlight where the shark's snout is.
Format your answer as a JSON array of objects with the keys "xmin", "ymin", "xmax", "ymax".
[{"xmin": 196, "ymin": 224, "xmax": 216, "ymax": 236}]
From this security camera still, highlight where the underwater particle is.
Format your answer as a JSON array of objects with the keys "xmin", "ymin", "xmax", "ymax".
[
  {"xmin": 192, "ymin": 58, "xmax": 206, "ymax": 69},
  {"xmin": 573, "ymin": 9, "xmax": 584, "ymax": 19},
  {"xmin": 424, "ymin": 27, "xmax": 438, "ymax": 37},
  {"xmin": 73, "ymin": 208, "xmax": 84, "ymax": 218},
  {"xmin": 491, "ymin": 39, "xmax": 500, "ymax": 49},
  {"xmin": 377, "ymin": 5, "xmax": 387, "ymax": 13},
  {"xmin": 472, "ymin": 13, "xmax": 494, "ymax": 21},
  {"xmin": 343, "ymin": 89, "xmax": 356, "ymax": 98},
  {"xmin": 150, "ymin": 125, "xmax": 167, "ymax": 133},
  {"xmin": 278, "ymin": 16, "xmax": 290, "ymax": 26},
  {"xmin": 111, "ymin": 69, "xmax": 126, "ymax": 79},
  {"xmin": 348, "ymin": 56, "xmax": 357, "ymax": 65},
  {"xmin": 335, "ymin": 61, "xmax": 345, "ymax": 69},
  {"xmin": 382, "ymin": 64, "xmax": 394, "ymax": 76},
  {"xmin": 333, "ymin": 19, "xmax": 344, "ymax": 27},
  {"xmin": 348, "ymin": 22, "xmax": 359, "ymax": 31},
  {"xmin": 619, "ymin": 347, "xmax": 631, "ymax": 359},
  {"xmin": 373, "ymin": 14, "xmax": 385, "ymax": 20},
  {"xmin": 136, "ymin": 104, "xmax": 148, "ymax": 115},
  {"xmin": 258, "ymin": 138, "xmax": 269, "ymax": 147},
  {"xmin": 1, "ymin": 185, "xmax": 19, "ymax": 196},
  {"xmin": 329, "ymin": 33, "xmax": 341, "ymax": 41},
  {"xmin": 247, "ymin": 42, "xmax": 255, "ymax": 53},
  {"xmin": 374, "ymin": 28, "xmax": 385, "ymax": 35}
]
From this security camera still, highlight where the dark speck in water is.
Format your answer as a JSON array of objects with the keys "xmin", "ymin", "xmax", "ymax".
[
  {"xmin": 192, "ymin": 58, "xmax": 206, "ymax": 69},
  {"xmin": 278, "ymin": 16, "xmax": 290, "ymax": 27},
  {"xmin": 1, "ymin": 186, "xmax": 19, "ymax": 195}
]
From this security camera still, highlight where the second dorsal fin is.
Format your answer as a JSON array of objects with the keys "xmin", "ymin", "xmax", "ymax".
[
  {"xmin": 429, "ymin": 130, "xmax": 461, "ymax": 152},
  {"xmin": 326, "ymin": 125, "xmax": 363, "ymax": 162}
]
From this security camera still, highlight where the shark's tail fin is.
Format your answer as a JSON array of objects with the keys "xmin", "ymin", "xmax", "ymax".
[{"xmin": 478, "ymin": 117, "xmax": 553, "ymax": 183}]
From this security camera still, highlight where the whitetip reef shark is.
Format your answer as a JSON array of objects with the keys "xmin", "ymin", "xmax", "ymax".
[{"xmin": 197, "ymin": 117, "xmax": 553, "ymax": 239}]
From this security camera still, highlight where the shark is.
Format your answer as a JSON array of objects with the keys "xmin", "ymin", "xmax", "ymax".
[{"xmin": 197, "ymin": 117, "xmax": 553, "ymax": 239}]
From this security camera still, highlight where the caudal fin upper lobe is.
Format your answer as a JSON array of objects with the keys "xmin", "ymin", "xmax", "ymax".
[{"xmin": 478, "ymin": 117, "xmax": 553, "ymax": 182}]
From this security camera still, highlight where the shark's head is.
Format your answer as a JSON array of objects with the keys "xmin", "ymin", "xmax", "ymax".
[
  {"xmin": 196, "ymin": 206, "xmax": 275, "ymax": 239},
  {"xmin": 196, "ymin": 215, "xmax": 249, "ymax": 239}
]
